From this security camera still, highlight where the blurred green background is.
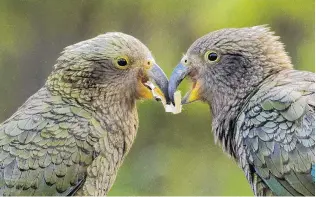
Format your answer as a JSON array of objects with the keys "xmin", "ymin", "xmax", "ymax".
[{"xmin": 0, "ymin": 0, "xmax": 314, "ymax": 195}]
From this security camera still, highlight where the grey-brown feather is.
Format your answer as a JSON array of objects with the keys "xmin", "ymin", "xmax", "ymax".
[
  {"xmin": 235, "ymin": 70, "xmax": 314, "ymax": 196},
  {"xmin": 0, "ymin": 32, "xmax": 152, "ymax": 195},
  {"xmin": 183, "ymin": 26, "xmax": 315, "ymax": 196},
  {"xmin": 0, "ymin": 86, "xmax": 138, "ymax": 195},
  {"xmin": 0, "ymin": 88, "xmax": 92, "ymax": 195}
]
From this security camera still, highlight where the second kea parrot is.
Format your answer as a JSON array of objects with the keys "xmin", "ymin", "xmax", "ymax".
[
  {"xmin": 168, "ymin": 26, "xmax": 315, "ymax": 196},
  {"xmin": 0, "ymin": 32, "xmax": 169, "ymax": 195}
]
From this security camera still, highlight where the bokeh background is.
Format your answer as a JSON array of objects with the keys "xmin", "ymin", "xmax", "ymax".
[{"xmin": 0, "ymin": 0, "xmax": 314, "ymax": 195}]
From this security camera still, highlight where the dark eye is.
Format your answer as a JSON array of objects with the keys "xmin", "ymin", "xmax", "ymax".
[
  {"xmin": 208, "ymin": 52, "xmax": 218, "ymax": 61},
  {"xmin": 117, "ymin": 58, "xmax": 128, "ymax": 66}
]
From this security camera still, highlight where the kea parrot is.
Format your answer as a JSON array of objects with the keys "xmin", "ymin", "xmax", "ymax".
[
  {"xmin": 0, "ymin": 32, "xmax": 169, "ymax": 195},
  {"xmin": 168, "ymin": 26, "xmax": 315, "ymax": 196}
]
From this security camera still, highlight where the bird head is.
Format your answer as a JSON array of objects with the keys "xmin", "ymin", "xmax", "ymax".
[
  {"xmin": 46, "ymin": 32, "xmax": 169, "ymax": 106},
  {"xmin": 168, "ymin": 26, "xmax": 292, "ymax": 106}
]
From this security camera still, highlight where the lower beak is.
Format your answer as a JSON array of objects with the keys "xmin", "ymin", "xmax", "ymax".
[
  {"xmin": 168, "ymin": 63, "xmax": 201, "ymax": 104},
  {"xmin": 181, "ymin": 80, "xmax": 201, "ymax": 104},
  {"xmin": 141, "ymin": 63, "xmax": 170, "ymax": 103}
]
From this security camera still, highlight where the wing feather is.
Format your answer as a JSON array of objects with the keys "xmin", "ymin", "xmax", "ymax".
[
  {"xmin": 236, "ymin": 70, "xmax": 315, "ymax": 196},
  {"xmin": 0, "ymin": 88, "xmax": 95, "ymax": 195}
]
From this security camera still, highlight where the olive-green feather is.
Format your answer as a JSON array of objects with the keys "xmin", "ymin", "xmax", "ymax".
[
  {"xmin": 237, "ymin": 70, "xmax": 315, "ymax": 196},
  {"xmin": 0, "ymin": 32, "xmax": 162, "ymax": 196},
  {"xmin": 0, "ymin": 88, "xmax": 95, "ymax": 195}
]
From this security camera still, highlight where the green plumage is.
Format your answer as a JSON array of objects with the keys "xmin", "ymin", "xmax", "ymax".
[
  {"xmin": 0, "ymin": 87, "xmax": 95, "ymax": 195},
  {"xmin": 236, "ymin": 70, "xmax": 314, "ymax": 196},
  {"xmin": 0, "ymin": 32, "xmax": 169, "ymax": 195},
  {"xmin": 168, "ymin": 26, "xmax": 315, "ymax": 196}
]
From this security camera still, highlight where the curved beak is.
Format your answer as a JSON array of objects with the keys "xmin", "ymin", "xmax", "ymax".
[
  {"xmin": 168, "ymin": 63, "xmax": 201, "ymax": 105},
  {"xmin": 147, "ymin": 63, "xmax": 170, "ymax": 103},
  {"xmin": 168, "ymin": 63, "xmax": 188, "ymax": 104}
]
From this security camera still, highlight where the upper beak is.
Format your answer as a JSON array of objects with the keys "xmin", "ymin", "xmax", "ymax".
[
  {"xmin": 168, "ymin": 63, "xmax": 201, "ymax": 105},
  {"xmin": 147, "ymin": 63, "xmax": 170, "ymax": 103},
  {"xmin": 168, "ymin": 63, "xmax": 188, "ymax": 104}
]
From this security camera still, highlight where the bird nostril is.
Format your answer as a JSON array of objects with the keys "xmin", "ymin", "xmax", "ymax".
[
  {"xmin": 155, "ymin": 97, "xmax": 161, "ymax": 102},
  {"xmin": 144, "ymin": 61, "xmax": 152, "ymax": 69}
]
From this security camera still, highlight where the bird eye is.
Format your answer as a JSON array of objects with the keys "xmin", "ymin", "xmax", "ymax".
[
  {"xmin": 117, "ymin": 58, "xmax": 128, "ymax": 66},
  {"xmin": 115, "ymin": 56, "xmax": 129, "ymax": 69},
  {"xmin": 205, "ymin": 51, "xmax": 219, "ymax": 62}
]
